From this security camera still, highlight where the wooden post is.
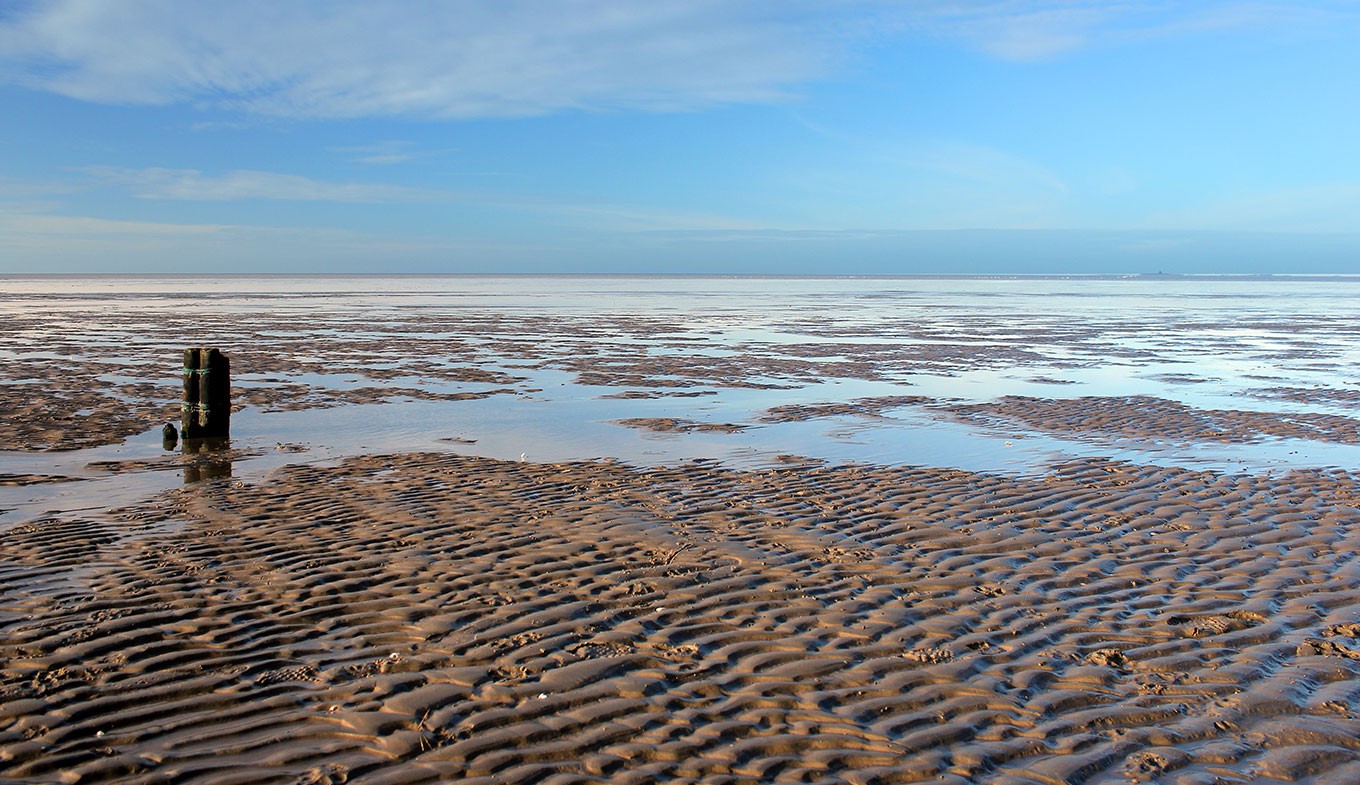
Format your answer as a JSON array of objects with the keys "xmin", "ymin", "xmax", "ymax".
[
  {"xmin": 181, "ymin": 348, "xmax": 200, "ymax": 436},
  {"xmin": 182, "ymin": 347, "xmax": 230, "ymax": 440}
]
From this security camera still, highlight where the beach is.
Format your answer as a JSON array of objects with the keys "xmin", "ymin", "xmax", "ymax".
[{"xmin": 3, "ymin": 276, "xmax": 1360, "ymax": 783}]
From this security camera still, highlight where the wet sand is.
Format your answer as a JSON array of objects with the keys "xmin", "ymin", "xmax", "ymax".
[
  {"xmin": 4, "ymin": 277, "xmax": 1360, "ymax": 782},
  {"xmin": 4, "ymin": 452, "xmax": 1360, "ymax": 783},
  {"xmin": 947, "ymin": 396, "xmax": 1360, "ymax": 446}
]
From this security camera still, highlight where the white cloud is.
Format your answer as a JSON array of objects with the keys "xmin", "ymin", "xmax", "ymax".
[
  {"xmin": 1, "ymin": 1, "xmax": 1347, "ymax": 120},
  {"xmin": 892, "ymin": 1, "xmax": 1358, "ymax": 60},
  {"xmin": 0, "ymin": 1, "xmax": 1352, "ymax": 122},
  {"xmin": 69, "ymin": 165, "xmax": 774, "ymax": 229},
  {"xmin": 78, "ymin": 166, "xmax": 442, "ymax": 202},
  {"xmin": 0, "ymin": 209, "xmax": 228, "ymax": 265},
  {"xmin": 327, "ymin": 141, "xmax": 423, "ymax": 166},
  {"xmin": 910, "ymin": 3, "xmax": 1113, "ymax": 60},
  {"xmin": 0, "ymin": 206, "xmax": 527, "ymax": 272},
  {"xmin": 0, "ymin": 0, "xmax": 841, "ymax": 119},
  {"xmin": 0, "ymin": 176, "xmax": 81, "ymax": 198},
  {"xmin": 1, "ymin": 211, "xmax": 225, "ymax": 236}
]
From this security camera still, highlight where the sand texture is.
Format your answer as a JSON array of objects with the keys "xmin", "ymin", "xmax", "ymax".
[
  {"xmin": 614, "ymin": 418, "xmax": 750, "ymax": 434},
  {"xmin": 5, "ymin": 453, "xmax": 1360, "ymax": 784},
  {"xmin": 949, "ymin": 396, "xmax": 1360, "ymax": 445},
  {"xmin": 6, "ymin": 277, "xmax": 1360, "ymax": 782}
]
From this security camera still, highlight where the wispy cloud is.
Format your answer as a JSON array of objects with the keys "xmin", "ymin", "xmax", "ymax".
[
  {"xmin": 0, "ymin": 175, "xmax": 81, "ymax": 198},
  {"xmin": 1, "ymin": 212, "xmax": 226, "ymax": 237},
  {"xmin": 1, "ymin": 2, "xmax": 1346, "ymax": 120},
  {"xmin": 0, "ymin": 0, "xmax": 842, "ymax": 119},
  {"xmin": 0, "ymin": 206, "xmax": 534, "ymax": 272},
  {"xmin": 69, "ymin": 164, "xmax": 773, "ymax": 229},
  {"xmin": 327, "ymin": 140, "xmax": 427, "ymax": 166},
  {"xmin": 891, "ymin": 1, "xmax": 1358, "ymax": 60},
  {"xmin": 78, "ymin": 166, "xmax": 442, "ymax": 202},
  {"xmin": 0, "ymin": 208, "xmax": 228, "ymax": 263}
]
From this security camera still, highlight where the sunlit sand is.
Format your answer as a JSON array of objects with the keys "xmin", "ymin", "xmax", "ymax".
[{"xmin": 3, "ymin": 275, "xmax": 1360, "ymax": 783}]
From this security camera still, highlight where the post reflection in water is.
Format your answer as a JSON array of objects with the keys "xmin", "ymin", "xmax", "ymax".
[{"xmin": 182, "ymin": 438, "xmax": 233, "ymax": 483}]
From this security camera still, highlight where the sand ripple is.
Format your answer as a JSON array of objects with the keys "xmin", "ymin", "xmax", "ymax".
[
  {"xmin": 3, "ymin": 455, "xmax": 1360, "ymax": 783},
  {"xmin": 951, "ymin": 395, "xmax": 1360, "ymax": 444}
]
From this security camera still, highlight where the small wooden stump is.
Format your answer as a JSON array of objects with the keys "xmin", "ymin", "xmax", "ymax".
[{"xmin": 182, "ymin": 348, "xmax": 230, "ymax": 440}]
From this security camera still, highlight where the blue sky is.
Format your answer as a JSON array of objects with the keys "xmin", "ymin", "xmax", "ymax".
[{"xmin": 1, "ymin": 1, "xmax": 1358, "ymax": 274}]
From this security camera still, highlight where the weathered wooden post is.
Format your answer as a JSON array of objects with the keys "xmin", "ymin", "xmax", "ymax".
[{"xmin": 182, "ymin": 347, "xmax": 230, "ymax": 440}]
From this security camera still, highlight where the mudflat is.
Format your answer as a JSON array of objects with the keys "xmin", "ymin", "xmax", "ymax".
[
  {"xmin": 5, "ymin": 452, "xmax": 1360, "ymax": 783},
  {"xmin": 3, "ymin": 276, "xmax": 1360, "ymax": 783}
]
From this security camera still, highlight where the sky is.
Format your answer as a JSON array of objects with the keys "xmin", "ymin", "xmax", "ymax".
[{"xmin": 1, "ymin": 0, "xmax": 1358, "ymax": 275}]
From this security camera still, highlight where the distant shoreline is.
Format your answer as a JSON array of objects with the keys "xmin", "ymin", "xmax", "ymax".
[{"xmin": 4, "ymin": 272, "xmax": 1360, "ymax": 281}]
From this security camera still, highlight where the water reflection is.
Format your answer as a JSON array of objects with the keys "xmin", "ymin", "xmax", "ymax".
[{"xmin": 182, "ymin": 438, "xmax": 233, "ymax": 483}]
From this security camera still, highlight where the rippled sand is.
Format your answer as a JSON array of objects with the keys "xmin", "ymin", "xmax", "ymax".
[
  {"xmin": 4, "ymin": 277, "xmax": 1360, "ymax": 783},
  {"xmin": 5, "ymin": 453, "xmax": 1360, "ymax": 783}
]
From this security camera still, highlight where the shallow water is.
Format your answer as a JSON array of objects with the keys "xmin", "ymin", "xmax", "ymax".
[{"xmin": 3, "ymin": 274, "xmax": 1360, "ymax": 523}]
